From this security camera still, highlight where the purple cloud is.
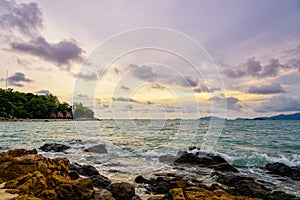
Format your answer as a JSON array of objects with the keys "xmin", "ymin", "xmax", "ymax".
[
  {"xmin": 210, "ymin": 96, "xmax": 242, "ymax": 111},
  {"xmin": 248, "ymin": 83, "xmax": 286, "ymax": 94},
  {"xmin": 11, "ymin": 37, "xmax": 84, "ymax": 67},
  {"xmin": 222, "ymin": 57, "xmax": 295, "ymax": 79},
  {"xmin": 254, "ymin": 95, "xmax": 300, "ymax": 113},
  {"xmin": 8, "ymin": 72, "xmax": 33, "ymax": 87},
  {"xmin": 0, "ymin": 0, "xmax": 42, "ymax": 37}
]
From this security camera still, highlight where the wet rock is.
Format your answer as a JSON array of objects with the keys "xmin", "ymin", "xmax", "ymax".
[
  {"xmin": 266, "ymin": 162, "xmax": 300, "ymax": 181},
  {"xmin": 147, "ymin": 196, "xmax": 164, "ymax": 200},
  {"xmin": 107, "ymin": 182, "xmax": 136, "ymax": 200},
  {"xmin": 5, "ymin": 171, "xmax": 47, "ymax": 196},
  {"xmin": 55, "ymin": 178, "xmax": 93, "ymax": 199},
  {"xmin": 134, "ymin": 175, "xmax": 203, "ymax": 195},
  {"xmin": 134, "ymin": 175, "xmax": 150, "ymax": 184},
  {"xmin": 189, "ymin": 187, "xmax": 254, "ymax": 200},
  {"xmin": 169, "ymin": 188, "xmax": 185, "ymax": 200},
  {"xmin": 90, "ymin": 189, "xmax": 115, "ymax": 200},
  {"xmin": 39, "ymin": 143, "xmax": 70, "ymax": 152},
  {"xmin": 174, "ymin": 151, "xmax": 238, "ymax": 172},
  {"xmin": 0, "ymin": 149, "xmax": 95, "ymax": 199},
  {"xmin": 69, "ymin": 170, "xmax": 80, "ymax": 180},
  {"xmin": 91, "ymin": 174, "xmax": 112, "ymax": 189},
  {"xmin": 131, "ymin": 195, "xmax": 142, "ymax": 200},
  {"xmin": 70, "ymin": 162, "xmax": 100, "ymax": 176},
  {"xmin": 213, "ymin": 172, "xmax": 299, "ymax": 199},
  {"xmin": 85, "ymin": 144, "xmax": 108, "ymax": 154}
]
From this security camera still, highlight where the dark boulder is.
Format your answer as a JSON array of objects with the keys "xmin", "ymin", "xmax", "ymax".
[
  {"xmin": 70, "ymin": 163, "xmax": 100, "ymax": 177},
  {"xmin": 266, "ymin": 162, "xmax": 300, "ymax": 181},
  {"xmin": 90, "ymin": 189, "xmax": 115, "ymax": 200},
  {"xmin": 69, "ymin": 170, "xmax": 80, "ymax": 180},
  {"xmin": 39, "ymin": 143, "xmax": 70, "ymax": 152},
  {"xmin": 147, "ymin": 197, "xmax": 164, "ymax": 200},
  {"xmin": 107, "ymin": 182, "xmax": 136, "ymax": 200},
  {"xmin": 174, "ymin": 151, "xmax": 238, "ymax": 172},
  {"xmin": 213, "ymin": 172, "xmax": 299, "ymax": 199},
  {"xmin": 84, "ymin": 144, "xmax": 108, "ymax": 154},
  {"xmin": 134, "ymin": 175, "xmax": 204, "ymax": 195},
  {"xmin": 91, "ymin": 174, "xmax": 112, "ymax": 189}
]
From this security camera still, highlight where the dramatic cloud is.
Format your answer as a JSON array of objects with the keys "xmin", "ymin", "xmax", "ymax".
[
  {"xmin": 35, "ymin": 89, "xmax": 51, "ymax": 95},
  {"xmin": 8, "ymin": 72, "xmax": 33, "ymax": 87},
  {"xmin": 248, "ymin": 83, "xmax": 286, "ymax": 94},
  {"xmin": 254, "ymin": 95, "xmax": 300, "ymax": 113},
  {"xmin": 284, "ymin": 45, "xmax": 300, "ymax": 57},
  {"xmin": 222, "ymin": 57, "xmax": 295, "ymax": 79},
  {"xmin": 130, "ymin": 64, "xmax": 158, "ymax": 82},
  {"xmin": 211, "ymin": 96, "xmax": 242, "ymax": 111},
  {"xmin": 286, "ymin": 58, "xmax": 300, "ymax": 71},
  {"xmin": 11, "ymin": 37, "xmax": 84, "ymax": 67},
  {"xmin": 129, "ymin": 64, "xmax": 214, "ymax": 93},
  {"xmin": 193, "ymin": 84, "xmax": 209, "ymax": 93},
  {"xmin": 0, "ymin": 0, "xmax": 42, "ymax": 37}
]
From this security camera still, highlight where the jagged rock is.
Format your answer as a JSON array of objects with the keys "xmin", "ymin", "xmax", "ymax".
[
  {"xmin": 69, "ymin": 170, "xmax": 80, "ymax": 180},
  {"xmin": 90, "ymin": 189, "xmax": 115, "ymax": 200},
  {"xmin": 107, "ymin": 182, "xmax": 136, "ymax": 200},
  {"xmin": 213, "ymin": 172, "xmax": 299, "ymax": 200},
  {"xmin": 85, "ymin": 144, "xmax": 108, "ymax": 154},
  {"xmin": 0, "ymin": 149, "xmax": 95, "ymax": 200},
  {"xmin": 134, "ymin": 175, "xmax": 204, "ymax": 195},
  {"xmin": 70, "ymin": 163, "xmax": 100, "ymax": 177},
  {"xmin": 55, "ymin": 178, "xmax": 93, "ymax": 200},
  {"xmin": 169, "ymin": 188, "xmax": 185, "ymax": 200},
  {"xmin": 266, "ymin": 162, "xmax": 300, "ymax": 181},
  {"xmin": 39, "ymin": 143, "xmax": 70, "ymax": 152},
  {"xmin": 147, "ymin": 197, "xmax": 164, "ymax": 200},
  {"xmin": 5, "ymin": 171, "xmax": 47, "ymax": 196},
  {"xmin": 134, "ymin": 175, "xmax": 150, "ymax": 184},
  {"xmin": 174, "ymin": 151, "xmax": 238, "ymax": 172},
  {"xmin": 91, "ymin": 174, "xmax": 112, "ymax": 189}
]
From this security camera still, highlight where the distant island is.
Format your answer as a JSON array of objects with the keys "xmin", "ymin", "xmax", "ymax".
[
  {"xmin": 199, "ymin": 112, "xmax": 300, "ymax": 121},
  {"xmin": 236, "ymin": 112, "xmax": 300, "ymax": 120},
  {"xmin": 0, "ymin": 88, "xmax": 95, "ymax": 120}
]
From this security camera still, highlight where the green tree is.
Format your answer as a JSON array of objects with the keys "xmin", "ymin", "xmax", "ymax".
[{"xmin": 73, "ymin": 102, "xmax": 94, "ymax": 118}]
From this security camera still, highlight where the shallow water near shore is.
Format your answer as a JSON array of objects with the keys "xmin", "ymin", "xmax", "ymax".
[{"xmin": 0, "ymin": 119, "xmax": 300, "ymax": 197}]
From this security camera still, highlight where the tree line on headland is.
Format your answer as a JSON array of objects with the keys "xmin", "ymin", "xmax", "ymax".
[{"xmin": 0, "ymin": 88, "xmax": 94, "ymax": 119}]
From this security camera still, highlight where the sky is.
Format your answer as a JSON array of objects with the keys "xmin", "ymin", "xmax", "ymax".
[{"xmin": 0, "ymin": 0, "xmax": 300, "ymax": 119}]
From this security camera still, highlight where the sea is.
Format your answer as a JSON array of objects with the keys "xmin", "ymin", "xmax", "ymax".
[{"xmin": 0, "ymin": 119, "xmax": 299, "ymax": 197}]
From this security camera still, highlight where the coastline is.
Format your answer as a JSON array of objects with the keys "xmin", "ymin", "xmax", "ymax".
[
  {"xmin": 0, "ymin": 118, "xmax": 101, "ymax": 122},
  {"xmin": 0, "ymin": 147, "xmax": 299, "ymax": 200}
]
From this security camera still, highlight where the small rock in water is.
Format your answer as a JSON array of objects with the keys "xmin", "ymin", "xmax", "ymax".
[
  {"xmin": 84, "ymin": 144, "xmax": 108, "ymax": 154},
  {"xmin": 174, "ymin": 151, "xmax": 238, "ymax": 172},
  {"xmin": 266, "ymin": 162, "xmax": 300, "ymax": 181},
  {"xmin": 39, "ymin": 143, "xmax": 70, "ymax": 152}
]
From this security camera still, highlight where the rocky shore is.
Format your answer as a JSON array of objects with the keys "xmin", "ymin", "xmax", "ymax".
[{"xmin": 0, "ymin": 147, "xmax": 299, "ymax": 200}]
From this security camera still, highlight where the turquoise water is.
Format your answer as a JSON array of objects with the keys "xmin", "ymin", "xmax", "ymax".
[{"xmin": 0, "ymin": 120, "xmax": 299, "ymax": 196}]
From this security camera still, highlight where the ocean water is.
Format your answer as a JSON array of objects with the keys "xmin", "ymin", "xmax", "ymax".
[{"xmin": 0, "ymin": 120, "xmax": 299, "ymax": 196}]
